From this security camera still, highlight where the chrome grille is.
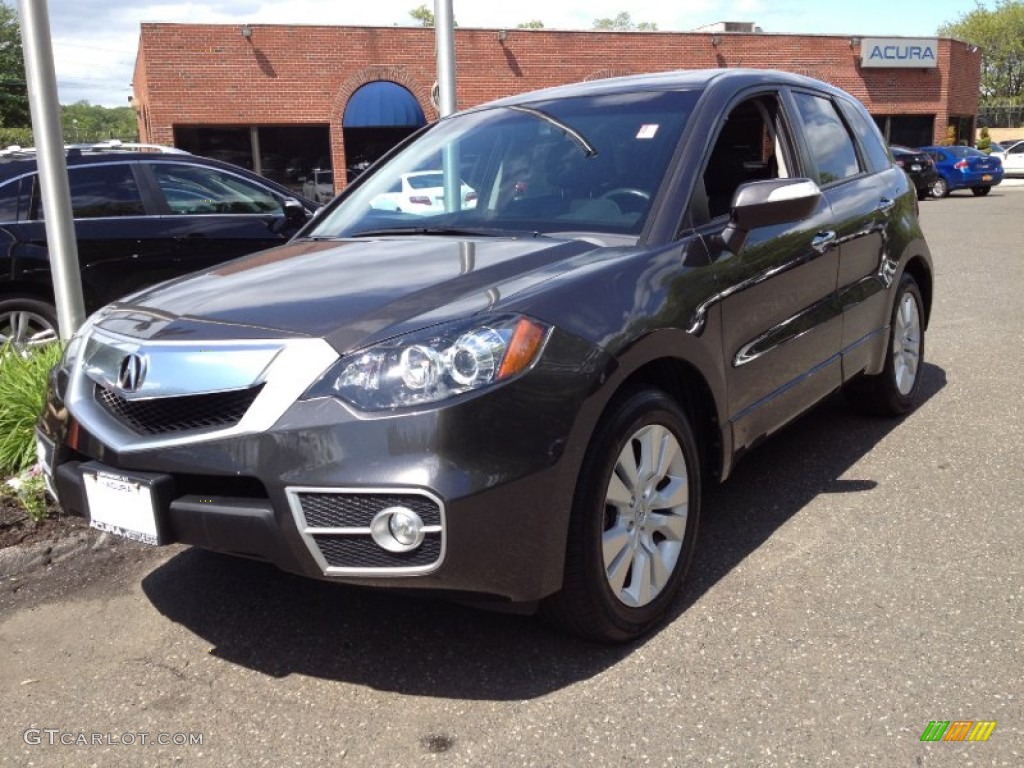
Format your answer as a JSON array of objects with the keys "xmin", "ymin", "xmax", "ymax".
[
  {"xmin": 299, "ymin": 493, "xmax": 442, "ymax": 529},
  {"xmin": 95, "ymin": 384, "xmax": 263, "ymax": 436}
]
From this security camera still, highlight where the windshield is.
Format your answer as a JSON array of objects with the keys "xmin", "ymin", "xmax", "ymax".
[{"xmin": 310, "ymin": 90, "xmax": 700, "ymax": 239}]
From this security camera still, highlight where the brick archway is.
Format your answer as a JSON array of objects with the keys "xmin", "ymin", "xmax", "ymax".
[{"xmin": 329, "ymin": 66, "xmax": 432, "ymax": 190}]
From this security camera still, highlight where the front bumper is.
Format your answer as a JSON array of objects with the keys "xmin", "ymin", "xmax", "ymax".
[{"xmin": 37, "ymin": 328, "xmax": 606, "ymax": 603}]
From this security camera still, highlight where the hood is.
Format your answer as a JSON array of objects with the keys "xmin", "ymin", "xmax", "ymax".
[{"xmin": 111, "ymin": 236, "xmax": 598, "ymax": 351}]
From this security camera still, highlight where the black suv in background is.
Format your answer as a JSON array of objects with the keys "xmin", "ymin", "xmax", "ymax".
[
  {"xmin": 0, "ymin": 143, "xmax": 318, "ymax": 348},
  {"xmin": 890, "ymin": 145, "xmax": 941, "ymax": 199}
]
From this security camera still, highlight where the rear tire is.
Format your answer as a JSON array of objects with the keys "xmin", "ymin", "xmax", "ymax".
[
  {"xmin": 845, "ymin": 273, "xmax": 925, "ymax": 416},
  {"xmin": 0, "ymin": 297, "xmax": 59, "ymax": 352},
  {"xmin": 971, "ymin": 186, "xmax": 991, "ymax": 197},
  {"xmin": 930, "ymin": 177, "xmax": 949, "ymax": 198},
  {"xmin": 542, "ymin": 388, "xmax": 701, "ymax": 643}
]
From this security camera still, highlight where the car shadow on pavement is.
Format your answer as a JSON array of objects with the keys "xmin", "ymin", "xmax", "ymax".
[{"xmin": 141, "ymin": 363, "xmax": 946, "ymax": 700}]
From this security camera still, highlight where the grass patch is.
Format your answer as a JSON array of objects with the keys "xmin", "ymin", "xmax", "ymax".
[{"xmin": 0, "ymin": 342, "xmax": 64, "ymax": 477}]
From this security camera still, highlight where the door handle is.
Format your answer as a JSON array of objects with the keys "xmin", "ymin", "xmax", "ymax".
[
  {"xmin": 877, "ymin": 198, "xmax": 896, "ymax": 215},
  {"xmin": 811, "ymin": 230, "xmax": 837, "ymax": 254}
]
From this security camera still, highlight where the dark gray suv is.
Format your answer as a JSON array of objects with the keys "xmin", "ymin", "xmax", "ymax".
[{"xmin": 38, "ymin": 69, "xmax": 932, "ymax": 642}]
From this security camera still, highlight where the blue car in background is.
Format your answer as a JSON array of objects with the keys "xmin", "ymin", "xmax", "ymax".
[{"xmin": 919, "ymin": 145, "xmax": 1003, "ymax": 197}]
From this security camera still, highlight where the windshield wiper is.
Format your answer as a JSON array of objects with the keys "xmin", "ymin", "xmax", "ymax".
[
  {"xmin": 507, "ymin": 106, "xmax": 598, "ymax": 157},
  {"xmin": 349, "ymin": 226, "xmax": 544, "ymax": 239}
]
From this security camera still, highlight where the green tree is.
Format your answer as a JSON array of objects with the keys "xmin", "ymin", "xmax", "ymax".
[
  {"xmin": 409, "ymin": 4, "xmax": 434, "ymax": 26},
  {"xmin": 517, "ymin": 20, "xmax": 545, "ymax": 29},
  {"xmin": 60, "ymin": 102, "xmax": 138, "ymax": 143},
  {"xmin": 0, "ymin": 0, "xmax": 31, "ymax": 128},
  {"xmin": 593, "ymin": 12, "xmax": 657, "ymax": 31},
  {"xmin": 938, "ymin": 0, "xmax": 1024, "ymax": 103},
  {"xmin": 409, "ymin": 4, "xmax": 458, "ymax": 27}
]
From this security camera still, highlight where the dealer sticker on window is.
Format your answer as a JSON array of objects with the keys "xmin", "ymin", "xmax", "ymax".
[
  {"xmin": 83, "ymin": 470, "xmax": 160, "ymax": 545},
  {"xmin": 636, "ymin": 124, "xmax": 660, "ymax": 140}
]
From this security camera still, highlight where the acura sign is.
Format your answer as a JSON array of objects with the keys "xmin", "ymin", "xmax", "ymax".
[{"xmin": 861, "ymin": 38, "xmax": 938, "ymax": 68}]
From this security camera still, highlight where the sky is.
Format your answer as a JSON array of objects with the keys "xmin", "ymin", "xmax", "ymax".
[{"xmin": 21, "ymin": 0, "xmax": 987, "ymax": 107}]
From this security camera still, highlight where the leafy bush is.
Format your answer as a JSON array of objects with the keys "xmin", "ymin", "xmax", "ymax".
[
  {"xmin": 0, "ymin": 126, "xmax": 33, "ymax": 149},
  {"xmin": 977, "ymin": 126, "xmax": 992, "ymax": 153},
  {"xmin": 2, "ymin": 465, "xmax": 50, "ymax": 523},
  {"xmin": 0, "ymin": 342, "xmax": 63, "ymax": 476}
]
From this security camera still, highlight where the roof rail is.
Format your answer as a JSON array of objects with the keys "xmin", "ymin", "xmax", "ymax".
[
  {"xmin": 81, "ymin": 140, "xmax": 190, "ymax": 154},
  {"xmin": 0, "ymin": 141, "xmax": 190, "ymax": 158}
]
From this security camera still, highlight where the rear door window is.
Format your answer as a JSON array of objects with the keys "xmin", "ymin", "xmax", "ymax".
[
  {"xmin": 29, "ymin": 164, "xmax": 146, "ymax": 220},
  {"xmin": 837, "ymin": 99, "xmax": 892, "ymax": 173},
  {"xmin": 0, "ymin": 178, "xmax": 21, "ymax": 223},
  {"xmin": 793, "ymin": 92, "xmax": 862, "ymax": 185}
]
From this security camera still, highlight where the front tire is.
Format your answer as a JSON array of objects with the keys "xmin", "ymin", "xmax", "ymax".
[
  {"xmin": 930, "ymin": 177, "xmax": 949, "ymax": 198},
  {"xmin": 845, "ymin": 273, "xmax": 925, "ymax": 416},
  {"xmin": 542, "ymin": 388, "xmax": 701, "ymax": 643},
  {"xmin": 0, "ymin": 297, "xmax": 59, "ymax": 352},
  {"xmin": 971, "ymin": 186, "xmax": 991, "ymax": 197}
]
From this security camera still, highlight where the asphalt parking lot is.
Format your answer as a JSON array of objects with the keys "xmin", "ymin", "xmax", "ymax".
[{"xmin": 1, "ymin": 184, "xmax": 1021, "ymax": 767}]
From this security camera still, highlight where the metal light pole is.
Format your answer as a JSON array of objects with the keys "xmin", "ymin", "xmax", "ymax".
[
  {"xmin": 18, "ymin": 0, "xmax": 85, "ymax": 339},
  {"xmin": 434, "ymin": 0, "xmax": 460, "ymax": 211},
  {"xmin": 434, "ymin": 0, "xmax": 456, "ymax": 118}
]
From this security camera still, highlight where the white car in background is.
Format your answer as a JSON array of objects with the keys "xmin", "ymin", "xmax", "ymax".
[
  {"xmin": 370, "ymin": 171, "xmax": 477, "ymax": 214},
  {"xmin": 302, "ymin": 168, "xmax": 335, "ymax": 204},
  {"xmin": 992, "ymin": 140, "xmax": 1024, "ymax": 176}
]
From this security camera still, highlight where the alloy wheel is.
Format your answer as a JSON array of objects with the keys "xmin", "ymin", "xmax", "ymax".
[
  {"xmin": 0, "ymin": 309, "xmax": 59, "ymax": 352},
  {"xmin": 602, "ymin": 423, "xmax": 690, "ymax": 608},
  {"xmin": 892, "ymin": 291, "xmax": 921, "ymax": 395}
]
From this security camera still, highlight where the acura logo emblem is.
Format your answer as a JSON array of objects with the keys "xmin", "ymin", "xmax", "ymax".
[{"xmin": 117, "ymin": 354, "xmax": 146, "ymax": 393}]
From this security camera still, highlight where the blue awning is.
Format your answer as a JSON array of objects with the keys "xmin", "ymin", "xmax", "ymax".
[{"xmin": 343, "ymin": 82, "xmax": 426, "ymax": 128}]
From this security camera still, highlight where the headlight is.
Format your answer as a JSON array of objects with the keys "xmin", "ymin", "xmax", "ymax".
[
  {"xmin": 306, "ymin": 315, "xmax": 550, "ymax": 411},
  {"xmin": 50, "ymin": 307, "xmax": 110, "ymax": 402}
]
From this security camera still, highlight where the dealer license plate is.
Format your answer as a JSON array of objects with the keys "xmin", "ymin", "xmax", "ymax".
[
  {"xmin": 910, "ymin": 163, "xmax": 921, "ymax": 171},
  {"xmin": 84, "ymin": 470, "xmax": 160, "ymax": 545},
  {"xmin": 982, "ymin": 174, "xmax": 993, "ymax": 181}
]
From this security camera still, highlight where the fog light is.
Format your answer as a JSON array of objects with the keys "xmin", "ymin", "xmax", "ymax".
[{"xmin": 370, "ymin": 506, "xmax": 425, "ymax": 552}]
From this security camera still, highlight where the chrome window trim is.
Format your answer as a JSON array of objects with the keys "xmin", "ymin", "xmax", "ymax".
[{"xmin": 286, "ymin": 486, "xmax": 447, "ymax": 577}]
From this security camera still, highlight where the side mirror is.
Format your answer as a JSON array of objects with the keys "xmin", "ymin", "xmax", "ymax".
[
  {"xmin": 283, "ymin": 198, "xmax": 309, "ymax": 226},
  {"xmin": 720, "ymin": 178, "xmax": 822, "ymax": 253}
]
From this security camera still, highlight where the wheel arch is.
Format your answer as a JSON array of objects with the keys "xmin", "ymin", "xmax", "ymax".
[
  {"xmin": 902, "ymin": 255, "xmax": 933, "ymax": 330},
  {"xmin": 611, "ymin": 357, "xmax": 725, "ymax": 486},
  {"xmin": 0, "ymin": 280, "xmax": 57, "ymax": 306}
]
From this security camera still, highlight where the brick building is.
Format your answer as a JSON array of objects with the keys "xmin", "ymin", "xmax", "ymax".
[{"xmin": 131, "ymin": 23, "xmax": 981, "ymax": 196}]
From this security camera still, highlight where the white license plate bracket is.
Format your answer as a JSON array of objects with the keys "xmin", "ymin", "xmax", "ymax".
[{"xmin": 84, "ymin": 469, "xmax": 162, "ymax": 545}]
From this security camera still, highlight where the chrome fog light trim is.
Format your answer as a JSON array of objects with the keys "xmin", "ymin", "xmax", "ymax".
[
  {"xmin": 286, "ymin": 486, "xmax": 446, "ymax": 576},
  {"xmin": 371, "ymin": 506, "xmax": 425, "ymax": 552}
]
